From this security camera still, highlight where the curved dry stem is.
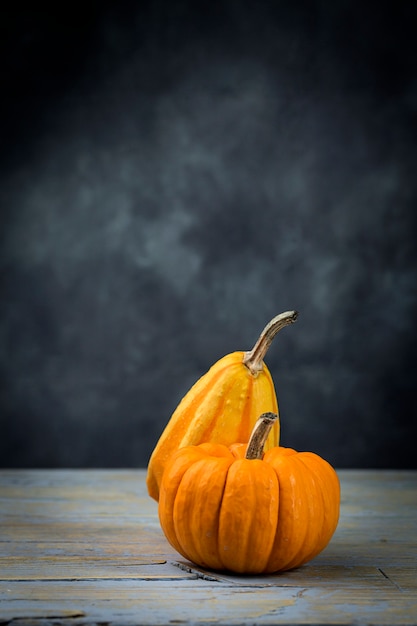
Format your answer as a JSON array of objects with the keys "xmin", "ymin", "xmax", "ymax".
[
  {"xmin": 245, "ymin": 412, "xmax": 279, "ymax": 460},
  {"xmin": 243, "ymin": 310, "xmax": 298, "ymax": 375}
]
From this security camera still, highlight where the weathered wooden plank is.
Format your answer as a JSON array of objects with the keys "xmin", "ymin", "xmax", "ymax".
[
  {"xmin": 0, "ymin": 540, "xmax": 167, "ymax": 558},
  {"xmin": 0, "ymin": 607, "xmax": 87, "ymax": 625},
  {"xmin": 0, "ymin": 471, "xmax": 156, "ymax": 514},
  {"xmin": 382, "ymin": 567, "xmax": 417, "ymax": 592},
  {"xmin": 0, "ymin": 557, "xmax": 201, "ymax": 581},
  {"xmin": 1, "ymin": 582, "xmax": 417, "ymax": 625},
  {"xmin": 0, "ymin": 523, "xmax": 164, "ymax": 547},
  {"xmin": 1, "ymin": 470, "xmax": 415, "ymax": 510},
  {"xmin": 0, "ymin": 555, "xmax": 402, "ymax": 588},
  {"xmin": 174, "ymin": 560, "xmax": 398, "ymax": 588},
  {"xmin": 2, "ymin": 531, "xmax": 414, "ymax": 568},
  {"xmin": 0, "ymin": 469, "xmax": 416, "ymax": 626}
]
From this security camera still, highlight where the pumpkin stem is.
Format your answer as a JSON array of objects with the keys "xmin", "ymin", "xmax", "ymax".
[
  {"xmin": 243, "ymin": 311, "xmax": 298, "ymax": 375},
  {"xmin": 245, "ymin": 412, "xmax": 279, "ymax": 460}
]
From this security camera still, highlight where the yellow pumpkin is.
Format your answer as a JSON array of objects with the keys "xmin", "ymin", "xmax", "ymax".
[
  {"xmin": 158, "ymin": 413, "xmax": 340, "ymax": 574},
  {"xmin": 147, "ymin": 311, "xmax": 298, "ymax": 501}
]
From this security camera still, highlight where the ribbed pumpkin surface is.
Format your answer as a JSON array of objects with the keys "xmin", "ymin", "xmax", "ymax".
[
  {"xmin": 158, "ymin": 440, "xmax": 340, "ymax": 574},
  {"xmin": 146, "ymin": 352, "xmax": 279, "ymax": 501}
]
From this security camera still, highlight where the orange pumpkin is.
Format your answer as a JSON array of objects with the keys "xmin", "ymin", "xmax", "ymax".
[
  {"xmin": 158, "ymin": 412, "xmax": 340, "ymax": 574},
  {"xmin": 147, "ymin": 311, "xmax": 298, "ymax": 501}
]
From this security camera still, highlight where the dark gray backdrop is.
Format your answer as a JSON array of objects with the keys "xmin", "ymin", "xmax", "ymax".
[{"xmin": 1, "ymin": 2, "xmax": 416, "ymax": 469}]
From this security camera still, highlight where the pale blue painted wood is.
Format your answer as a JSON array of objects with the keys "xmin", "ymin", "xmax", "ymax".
[{"xmin": 0, "ymin": 469, "xmax": 416, "ymax": 625}]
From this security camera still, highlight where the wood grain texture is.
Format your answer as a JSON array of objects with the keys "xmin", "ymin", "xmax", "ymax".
[{"xmin": 0, "ymin": 469, "xmax": 416, "ymax": 625}]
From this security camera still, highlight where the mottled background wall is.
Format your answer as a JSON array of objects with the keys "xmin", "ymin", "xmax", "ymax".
[{"xmin": 1, "ymin": 2, "xmax": 416, "ymax": 469}]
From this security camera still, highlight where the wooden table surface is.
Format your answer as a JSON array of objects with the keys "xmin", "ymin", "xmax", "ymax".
[{"xmin": 0, "ymin": 469, "xmax": 416, "ymax": 625}]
